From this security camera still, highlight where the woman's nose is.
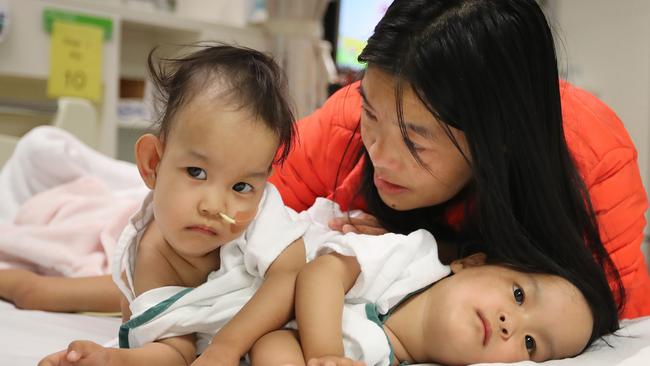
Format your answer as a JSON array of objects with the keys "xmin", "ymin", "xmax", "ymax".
[{"xmin": 367, "ymin": 134, "xmax": 399, "ymax": 171}]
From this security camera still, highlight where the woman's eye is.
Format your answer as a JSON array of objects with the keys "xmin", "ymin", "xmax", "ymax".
[
  {"xmin": 409, "ymin": 140, "xmax": 425, "ymax": 151},
  {"xmin": 525, "ymin": 335, "xmax": 536, "ymax": 355},
  {"xmin": 362, "ymin": 107, "xmax": 377, "ymax": 120},
  {"xmin": 513, "ymin": 285, "xmax": 525, "ymax": 305},
  {"xmin": 232, "ymin": 182, "xmax": 253, "ymax": 193},
  {"xmin": 186, "ymin": 167, "xmax": 207, "ymax": 180}
]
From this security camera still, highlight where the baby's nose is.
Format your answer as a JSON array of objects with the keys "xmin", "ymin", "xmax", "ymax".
[
  {"xmin": 498, "ymin": 313, "xmax": 513, "ymax": 339},
  {"xmin": 198, "ymin": 195, "xmax": 225, "ymax": 218}
]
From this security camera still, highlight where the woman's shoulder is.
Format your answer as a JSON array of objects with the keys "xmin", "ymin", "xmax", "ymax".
[
  {"xmin": 318, "ymin": 80, "xmax": 363, "ymax": 132},
  {"xmin": 559, "ymin": 81, "xmax": 638, "ymax": 177}
]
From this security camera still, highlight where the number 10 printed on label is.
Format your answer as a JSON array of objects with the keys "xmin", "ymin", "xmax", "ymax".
[{"xmin": 47, "ymin": 21, "xmax": 103, "ymax": 102}]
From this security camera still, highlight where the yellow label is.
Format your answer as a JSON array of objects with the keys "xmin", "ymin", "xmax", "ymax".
[{"xmin": 47, "ymin": 21, "xmax": 103, "ymax": 102}]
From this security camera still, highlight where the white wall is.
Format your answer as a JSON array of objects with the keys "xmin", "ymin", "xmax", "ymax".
[{"xmin": 547, "ymin": 0, "xmax": 650, "ymax": 241}]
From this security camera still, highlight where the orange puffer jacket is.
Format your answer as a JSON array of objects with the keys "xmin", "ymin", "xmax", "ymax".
[{"xmin": 269, "ymin": 81, "xmax": 650, "ymax": 319}]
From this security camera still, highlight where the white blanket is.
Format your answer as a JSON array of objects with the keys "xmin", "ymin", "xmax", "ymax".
[
  {"xmin": 0, "ymin": 126, "xmax": 148, "ymax": 275},
  {"xmin": 0, "ymin": 126, "xmax": 146, "ymax": 223},
  {"xmin": 0, "ymin": 177, "xmax": 140, "ymax": 276}
]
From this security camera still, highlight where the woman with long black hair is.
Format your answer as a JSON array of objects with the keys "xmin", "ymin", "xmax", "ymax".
[{"xmin": 269, "ymin": 0, "xmax": 650, "ymax": 321}]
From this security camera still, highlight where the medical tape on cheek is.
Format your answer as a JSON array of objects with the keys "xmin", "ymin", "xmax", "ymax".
[{"xmin": 233, "ymin": 209, "xmax": 256, "ymax": 223}]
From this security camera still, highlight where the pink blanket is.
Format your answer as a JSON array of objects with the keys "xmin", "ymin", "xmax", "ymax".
[{"xmin": 0, "ymin": 177, "xmax": 140, "ymax": 276}]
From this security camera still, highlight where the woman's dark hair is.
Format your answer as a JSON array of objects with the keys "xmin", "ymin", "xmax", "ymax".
[
  {"xmin": 147, "ymin": 43, "xmax": 295, "ymax": 163},
  {"xmin": 354, "ymin": 0, "xmax": 620, "ymax": 345}
]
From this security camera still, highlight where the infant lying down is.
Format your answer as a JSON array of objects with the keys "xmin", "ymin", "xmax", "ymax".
[
  {"xmin": 39, "ymin": 197, "xmax": 617, "ymax": 366},
  {"xmin": 253, "ymin": 201, "xmax": 612, "ymax": 366}
]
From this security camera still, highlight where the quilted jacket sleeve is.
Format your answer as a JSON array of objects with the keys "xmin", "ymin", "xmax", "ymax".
[
  {"xmin": 561, "ymin": 82, "xmax": 650, "ymax": 318},
  {"xmin": 585, "ymin": 147, "xmax": 650, "ymax": 319},
  {"xmin": 270, "ymin": 83, "xmax": 363, "ymax": 212}
]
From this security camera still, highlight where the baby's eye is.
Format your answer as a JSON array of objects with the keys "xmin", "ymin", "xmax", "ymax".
[
  {"xmin": 513, "ymin": 284, "xmax": 525, "ymax": 305},
  {"xmin": 232, "ymin": 182, "xmax": 253, "ymax": 193},
  {"xmin": 525, "ymin": 335, "xmax": 536, "ymax": 355},
  {"xmin": 187, "ymin": 167, "xmax": 207, "ymax": 180}
]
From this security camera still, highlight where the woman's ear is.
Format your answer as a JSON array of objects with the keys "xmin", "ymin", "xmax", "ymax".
[
  {"xmin": 450, "ymin": 252, "xmax": 487, "ymax": 274},
  {"xmin": 135, "ymin": 134, "xmax": 163, "ymax": 189}
]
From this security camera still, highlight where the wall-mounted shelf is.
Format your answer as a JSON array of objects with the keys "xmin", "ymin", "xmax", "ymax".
[{"xmin": 0, "ymin": 0, "xmax": 268, "ymax": 159}]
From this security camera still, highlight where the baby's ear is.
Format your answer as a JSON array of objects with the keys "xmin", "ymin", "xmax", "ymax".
[
  {"xmin": 450, "ymin": 252, "xmax": 487, "ymax": 274},
  {"xmin": 135, "ymin": 134, "xmax": 163, "ymax": 189}
]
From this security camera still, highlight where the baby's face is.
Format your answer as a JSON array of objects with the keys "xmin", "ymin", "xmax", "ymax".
[
  {"xmin": 421, "ymin": 263, "xmax": 593, "ymax": 365},
  {"xmin": 151, "ymin": 93, "xmax": 279, "ymax": 259}
]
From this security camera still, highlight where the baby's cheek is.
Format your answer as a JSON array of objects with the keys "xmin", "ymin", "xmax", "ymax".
[
  {"xmin": 234, "ymin": 208, "xmax": 257, "ymax": 223},
  {"xmin": 229, "ymin": 223, "xmax": 247, "ymax": 235},
  {"xmin": 228, "ymin": 208, "xmax": 258, "ymax": 234}
]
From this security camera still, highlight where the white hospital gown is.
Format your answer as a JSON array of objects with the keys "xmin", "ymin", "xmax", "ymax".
[
  {"xmin": 112, "ymin": 183, "xmax": 309, "ymax": 354},
  {"xmin": 290, "ymin": 198, "xmax": 452, "ymax": 365}
]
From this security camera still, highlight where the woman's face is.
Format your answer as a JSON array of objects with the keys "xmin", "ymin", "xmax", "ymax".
[{"xmin": 360, "ymin": 67, "xmax": 472, "ymax": 211}]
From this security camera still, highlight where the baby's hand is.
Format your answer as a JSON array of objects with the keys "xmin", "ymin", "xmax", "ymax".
[
  {"xmin": 38, "ymin": 349, "xmax": 69, "ymax": 366},
  {"xmin": 329, "ymin": 213, "xmax": 387, "ymax": 235},
  {"xmin": 38, "ymin": 340, "xmax": 112, "ymax": 366},
  {"xmin": 191, "ymin": 343, "xmax": 241, "ymax": 366},
  {"xmin": 306, "ymin": 356, "xmax": 366, "ymax": 366}
]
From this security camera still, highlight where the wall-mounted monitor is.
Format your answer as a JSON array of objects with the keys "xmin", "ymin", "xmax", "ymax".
[{"xmin": 335, "ymin": 0, "xmax": 394, "ymax": 71}]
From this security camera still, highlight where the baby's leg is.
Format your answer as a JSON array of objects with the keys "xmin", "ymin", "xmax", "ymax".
[
  {"xmin": 249, "ymin": 329, "xmax": 305, "ymax": 366},
  {"xmin": 0, "ymin": 269, "xmax": 121, "ymax": 312}
]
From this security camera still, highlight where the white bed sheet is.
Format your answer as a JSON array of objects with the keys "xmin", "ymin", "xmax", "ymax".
[
  {"xmin": 0, "ymin": 300, "xmax": 120, "ymax": 365},
  {"xmin": 2, "ymin": 299, "xmax": 649, "ymax": 366}
]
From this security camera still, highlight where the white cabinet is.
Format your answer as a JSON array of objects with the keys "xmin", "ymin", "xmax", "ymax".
[{"xmin": 0, "ymin": 0, "xmax": 268, "ymax": 158}]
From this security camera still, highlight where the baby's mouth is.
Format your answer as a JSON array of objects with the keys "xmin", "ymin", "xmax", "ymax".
[
  {"xmin": 187, "ymin": 225, "xmax": 217, "ymax": 236},
  {"xmin": 478, "ymin": 311, "xmax": 492, "ymax": 346}
]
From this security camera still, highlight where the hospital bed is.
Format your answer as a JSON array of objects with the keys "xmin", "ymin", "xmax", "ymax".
[
  {"xmin": 0, "ymin": 297, "xmax": 648, "ymax": 366},
  {"xmin": 0, "ymin": 101, "xmax": 649, "ymax": 365}
]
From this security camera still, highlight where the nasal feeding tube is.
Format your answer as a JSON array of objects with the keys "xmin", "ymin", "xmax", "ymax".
[{"xmin": 218, "ymin": 210, "xmax": 256, "ymax": 225}]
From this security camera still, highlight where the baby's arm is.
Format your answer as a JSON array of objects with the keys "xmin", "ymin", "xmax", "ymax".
[
  {"xmin": 38, "ymin": 335, "xmax": 197, "ymax": 366},
  {"xmin": 0, "ymin": 269, "xmax": 120, "ymax": 312},
  {"xmin": 295, "ymin": 253, "xmax": 361, "ymax": 361},
  {"xmin": 194, "ymin": 237, "xmax": 306, "ymax": 365},
  {"xmin": 248, "ymin": 329, "xmax": 366, "ymax": 366}
]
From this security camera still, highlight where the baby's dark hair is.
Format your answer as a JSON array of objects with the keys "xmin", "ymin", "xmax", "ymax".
[{"xmin": 147, "ymin": 43, "xmax": 295, "ymax": 163}]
